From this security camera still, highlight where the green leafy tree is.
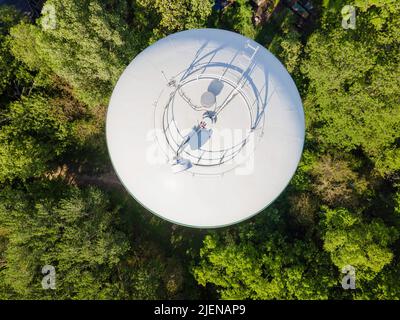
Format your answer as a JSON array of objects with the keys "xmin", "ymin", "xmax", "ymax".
[
  {"xmin": 10, "ymin": 0, "xmax": 142, "ymax": 107},
  {"xmin": 193, "ymin": 208, "xmax": 337, "ymax": 300},
  {"xmin": 0, "ymin": 94, "xmax": 74, "ymax": 182},
  {"xmin": 137, "ymin": 0, "xmax": 213, "ymax": 42},
  {"xmin": 358, "ymin": 263, "xmax": 400, "ymax": 299},
  {"xmin": 193, "ymin": 231, "xmax": 336, "ymax": 300},
  {"xmin": 213, "ymin": 0, "xmax": 256, "ymax": 39},
  {"xmin": 302, "ymin": 2, "xmax": 400, "ymax": 176},
  {"xmin": 0, "ymin": 6, "xmax": 22, "ymax": 99},
  {"xmin": 0, "ymin": 183, "xmax": 131, "ymax": 299},
  {"xmin": 0, "ymin": 6, "xmax": 42, "ymax": 106},
  {"xmin": 268, "ymin": 15, "xmax": 303, "ymax": 75},
  {"xmin": 321, "ymin": 208, "xmax": 398, "ymax": 282}
]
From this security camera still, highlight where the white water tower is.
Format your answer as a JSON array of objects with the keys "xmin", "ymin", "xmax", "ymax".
[{"xmin": 106, "ymin": 29, "xmax": 305, "ymax": 228}]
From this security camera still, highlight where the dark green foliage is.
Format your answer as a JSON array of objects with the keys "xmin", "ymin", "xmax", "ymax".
[
  {"xmin": 136, "ymin": 0, "xmax": 213, "ymax": 43},
  {"xmin": 0, "ymin": 6, "xmax": 22, "ymax": 99},
  {"xmin": 0, "ymin": 94, "xmax": 74, "ymax": 182},
  {"xmin": 0, "ymin": 183, "xmax": 130, "ymax": 299},
  {"xmin": 0, "ymin": 6, "xmax": 41, "ymax": 106},
  {"xmin": 211, "ymin": 0, "xmax": 256, "ymax": 39}
]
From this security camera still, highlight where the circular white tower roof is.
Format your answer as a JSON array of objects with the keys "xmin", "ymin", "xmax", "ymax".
[{"xmin": 106, "ymin": 29, "xmax": 305, "ymax": 228}]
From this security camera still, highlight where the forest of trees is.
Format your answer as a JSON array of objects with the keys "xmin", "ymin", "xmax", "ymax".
[{"xmin": 0, "ymin": 0, "xmax": 399, "ymax": 299}]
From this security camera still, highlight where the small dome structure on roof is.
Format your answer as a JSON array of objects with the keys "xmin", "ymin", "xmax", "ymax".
[{"xmin": 106, "ymin": 29, "xmax": 305, "ymax": 228}]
